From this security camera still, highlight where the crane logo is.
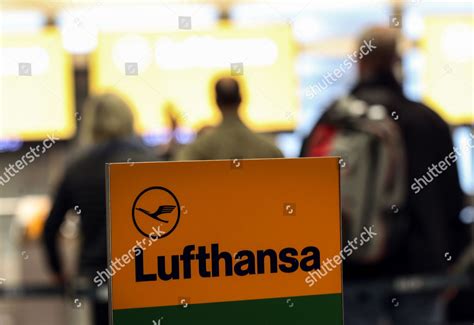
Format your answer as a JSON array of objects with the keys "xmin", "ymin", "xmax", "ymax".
[{"xmin": 132, "ymin": 186, "xmax": 181, "ymax": 239}]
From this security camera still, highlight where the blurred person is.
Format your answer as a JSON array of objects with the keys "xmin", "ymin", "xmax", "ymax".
[
  {"xmin": 157, "ymin": 101, "xmax": 184, "ymax": 161},
  {"xmin": 43, "ymin": 93, "xmax": 156, "ymax": 325},
  {"xmin": 301, "ymin": 26, "xmax": 470, "ymax": 324},
  {"xmin": 174, "ymin": 77, "xmax": 283, "ymax": 160}
]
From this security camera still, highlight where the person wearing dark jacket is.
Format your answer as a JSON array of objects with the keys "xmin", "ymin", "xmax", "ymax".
[
  {"xmin": 301, "ymin": 27, "xmax": 470, "ymax": 324},
  {"xmin": 43, "ymin": 93, "xmax": 156, "ymax": 325}
]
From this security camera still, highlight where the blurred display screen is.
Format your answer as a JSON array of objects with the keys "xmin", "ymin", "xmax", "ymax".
[
  {"xmin": 0, "ymin": 28, "xmax": 75, "ymax": 141},
  {"xmin": 90, "ymin": 24, "xmax": 298, "ymax": 134},
  {"xmin": 420, "ymin": 16, "xmax": 473, "ymax": 124}
]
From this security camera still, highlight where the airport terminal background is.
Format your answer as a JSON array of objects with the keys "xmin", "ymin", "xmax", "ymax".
[{"xmin": 0, "ymin": 0, "xmax": 473, "ymax": 324}]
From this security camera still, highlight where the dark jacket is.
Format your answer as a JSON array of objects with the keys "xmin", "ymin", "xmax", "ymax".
[
  {"xmin": 43, "ymin": 137, "xmax": 156, "ymax": 277},
  {"xmin": 301, "ymin": 73, "xmax": 469, "ymax": 278}
]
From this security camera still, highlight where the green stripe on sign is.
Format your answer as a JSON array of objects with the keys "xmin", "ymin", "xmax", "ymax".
[{"xmin": 113, "ymin": 293, "xmax": 343, "ymax": 325}]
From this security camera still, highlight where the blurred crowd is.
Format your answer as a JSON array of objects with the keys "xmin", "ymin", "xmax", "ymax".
[{"xmin": 31, "ymin": 25, "xmax": 473, "ymax": 325}]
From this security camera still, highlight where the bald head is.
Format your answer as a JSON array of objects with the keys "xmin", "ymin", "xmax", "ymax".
[
  {"xmin": 357, "ymin": 26, "xmax": 400, "ymax": 79},
  {"xmin": 215, "ymin": 77, "xmax": 242, "ymax": 111}
]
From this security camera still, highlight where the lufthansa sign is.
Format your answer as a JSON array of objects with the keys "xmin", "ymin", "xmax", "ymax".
[{"xmin": 107, "ymin": 158, "xmax": 343, "ymax": 324}]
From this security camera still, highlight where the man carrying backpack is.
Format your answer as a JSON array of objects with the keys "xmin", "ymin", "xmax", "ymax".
[{"xmin": 300, "ymin": 26, "xmax": 470, "ymax": 324}]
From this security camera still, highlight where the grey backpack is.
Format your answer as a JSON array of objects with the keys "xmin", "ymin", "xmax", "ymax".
[{"xmin": 305, "ymin": 96, "xmax": 408, "ymax": 263}]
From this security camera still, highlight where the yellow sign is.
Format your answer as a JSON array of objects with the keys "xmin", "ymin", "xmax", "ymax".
[
  {"xmin": 107, "ymin": 158, "xmax": 342, "ymax": 324},
  {"xmin": 0, "ymin": 28, "xmax": 75, "ymax": 141},
  {"xmin": 421, "ymin": 16, "xmax": 474, "ymax": 124}
]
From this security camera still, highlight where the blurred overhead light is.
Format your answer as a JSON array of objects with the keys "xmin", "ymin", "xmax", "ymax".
[
  {"xmin": 155, "ymin": 37, "xmax": 278, "ymax": 69},
  {"xmin": 0, "ymin": 10, "xmax": 46, "ymax": 33},
  {"xmin": 58, "ymin": 10, "xmax": 98, "ymax": 54}
]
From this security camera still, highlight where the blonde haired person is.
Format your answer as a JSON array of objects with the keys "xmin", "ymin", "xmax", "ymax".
[
  {"xmin": 43, "ymin": 93, "xmax": 155, "ymax": 325},
  {"xmin": 79, "ymin": 93, "xmax": 135, "ymax": 146}
]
